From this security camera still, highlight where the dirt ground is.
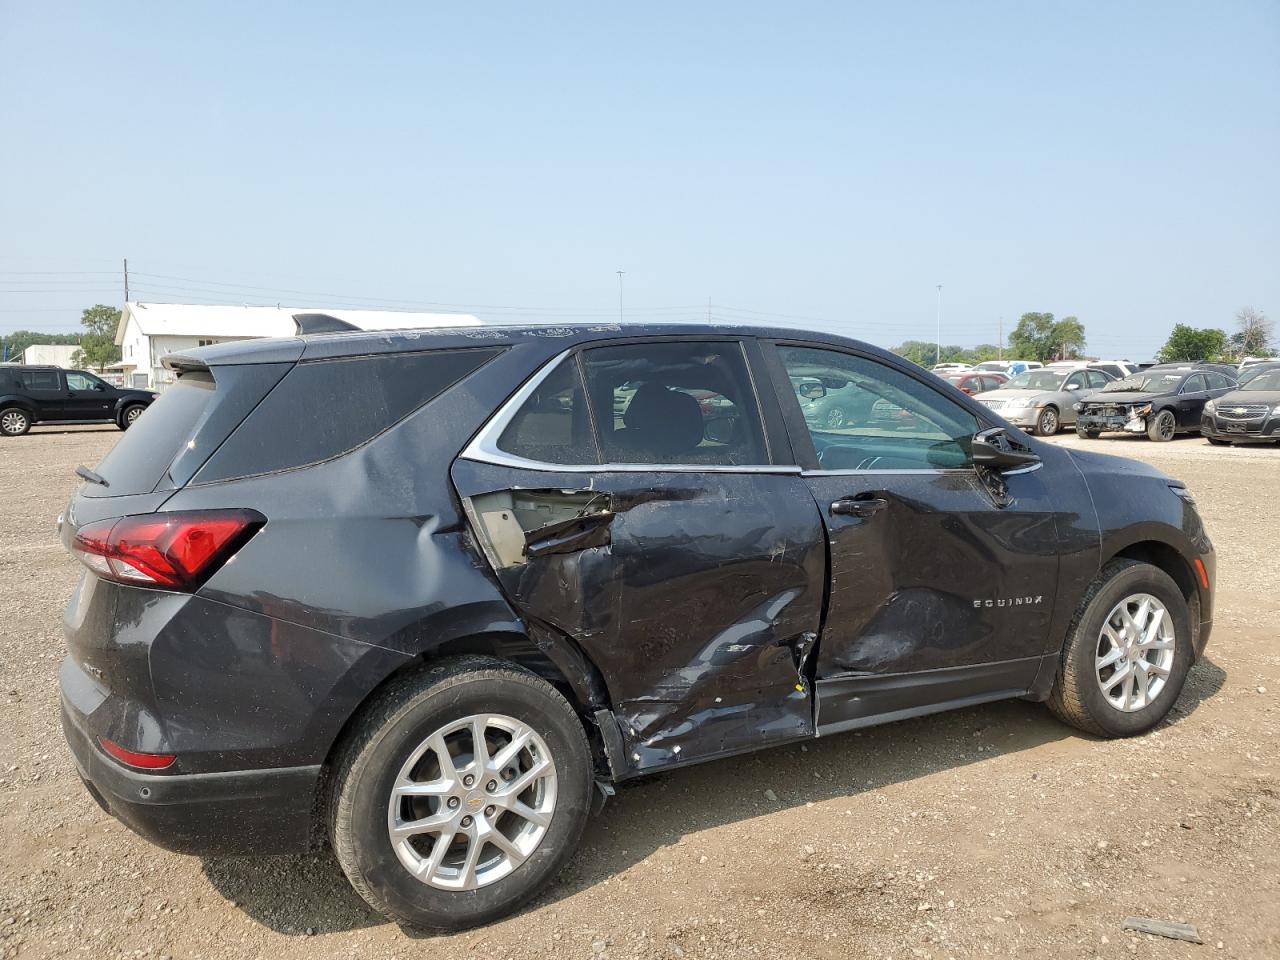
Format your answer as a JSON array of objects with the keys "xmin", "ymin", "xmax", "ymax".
[{"xmin": 1, "ymin": 425, "xmax": 1276, "ymax": 960}]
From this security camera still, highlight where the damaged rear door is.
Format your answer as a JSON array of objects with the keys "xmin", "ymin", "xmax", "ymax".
[{"xmin": 451, "ymin": 338, "xmax": 825, "ymax": 775}]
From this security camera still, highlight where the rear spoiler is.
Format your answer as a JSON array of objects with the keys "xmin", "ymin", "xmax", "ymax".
[{"xmin": 293, "ymin": 313, "xmax": 358, "ymax": 335}]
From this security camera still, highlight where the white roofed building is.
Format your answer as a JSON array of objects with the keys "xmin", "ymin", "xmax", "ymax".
[
  {"xmin": 20, "ymin": 344, "xmax": 81, "ymax": 368},
  {"xmin": 113, "ymin": 302, "xmax": 481, "ymax": 391}
]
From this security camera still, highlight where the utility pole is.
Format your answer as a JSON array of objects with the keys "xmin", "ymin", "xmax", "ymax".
[
  {"xmin": 616, "ymin": 270, "xmax": 624, "ymax": 324},
  {"xmin": 123, "ymin": 258, "xmax": 129, "ymax": 303},
  {"xmin": 998, "ymin": 315, "xmax": 1003, "ymax": 361},
  {"xmin": 935, "ymin": 284, "xmax": 943, "ymax": 366},
  {"xmin": 706, "ymin": 296, "xmax": 712, "ymax": 322}
]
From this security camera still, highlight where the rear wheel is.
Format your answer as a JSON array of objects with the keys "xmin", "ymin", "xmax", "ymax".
[
  {"xmin": 0, "ymin": 407, "xmax": 31, "ymax": 437},
  {"xmin": 1147, "ymin": 409, "xmax": 1176, "ymax": 442},
  {"xmin": 1047, "ymin": 560, "xmax": 1193, "ymax": 737},
  {"xmin": 1033, "ymin": 406, "xmax": 1060, "ymax": 436},
  {"xmin": 329, "ymin": 657, "xmax": 593, "ymax": 930}
]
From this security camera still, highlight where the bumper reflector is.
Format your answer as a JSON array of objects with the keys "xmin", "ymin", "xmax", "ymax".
[{"xmin": 99, "ymin": 737, "xmax": 177, "ymax": 770}]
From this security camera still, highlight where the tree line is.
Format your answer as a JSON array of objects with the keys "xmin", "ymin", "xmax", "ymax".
[
  {"xmin": 0, "ymin": 305, "xmax": 121, "ymax": 368},
  {"xmin": 892, "ymin": 308, "xmax": 1272, "ymax": 367}
]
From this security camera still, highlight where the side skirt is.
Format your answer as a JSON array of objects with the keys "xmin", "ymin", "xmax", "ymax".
[{"xmin": 815, "ymin": 655, "xmax": 1057, "ymax": 736}]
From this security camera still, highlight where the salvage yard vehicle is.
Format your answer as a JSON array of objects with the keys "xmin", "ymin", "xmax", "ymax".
[
  {"xmin": 0, "ymin": 365, "xmax": 154, "ymax": 436},
  {"xmin": 1200, "ymin": 368, "xmax": 1280, "ymax": 445},
  {"xmin": 973, "ymin": 366, "xmax": 1115, "ymax": 436},
  {"xmin": 58, "ymin": 320, "xmax": 1215, "ymax": 930},
  {"xmin": 943, "ymin": 371, "xmax": 1008, "ymax": 395},
  {"xmin": 1075, "ymin": 367, "xmax": 1236, "ymax": 441}
]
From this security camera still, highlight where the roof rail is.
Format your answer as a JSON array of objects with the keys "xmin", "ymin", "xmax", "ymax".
[{"xmin": 292, "ymin": 313, "xmax": 358, "ymax": 335}]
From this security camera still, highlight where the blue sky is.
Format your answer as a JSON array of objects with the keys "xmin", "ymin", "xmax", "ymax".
[{"xmin": 2, "ymin": 1, "xmax": 1277, "ymax": 358}]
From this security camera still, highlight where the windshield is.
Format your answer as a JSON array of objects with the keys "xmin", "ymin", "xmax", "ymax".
[
  {"xmin": 1242, "ymin": 370, "xmax": 1280, "ymax": 391},
  {"xmin": 1103, "ymin": 373, "xmax": 1186, "ymax": 393},
  {"xmin": 1005, "ymin": 371, "xmax": 1067, "ymax": 390}
]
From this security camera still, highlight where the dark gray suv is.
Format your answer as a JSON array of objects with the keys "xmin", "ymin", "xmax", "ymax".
[{"xmin": 59, "ymin": 321, "xmax": 1215, "ymax": 929}]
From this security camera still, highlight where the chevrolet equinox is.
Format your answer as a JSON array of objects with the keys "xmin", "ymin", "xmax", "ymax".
[{"xmin": 58, "ymin": 320, "xmax": 1215, "ymax": 929}]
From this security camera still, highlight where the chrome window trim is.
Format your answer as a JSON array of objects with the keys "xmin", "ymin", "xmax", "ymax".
[{"xmin": 458, "ymin": 347, "xmax": 800, "ymax": 475}]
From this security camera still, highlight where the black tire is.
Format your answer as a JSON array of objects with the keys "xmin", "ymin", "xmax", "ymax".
[
  {"xmin": 0, "ymin": 407, "xmax": 32, "ymax": 437},
  {"xmin": 1147, "ymin": 409, "xmax": 1176, "ymax": 442},
  {"xmin": 1046, "ymin": 560, "xmax": 1194, "ymax": 738},
  {"xmin": 328, "ymin": 657, "xmax": 593, "ymax": 930},
  {"xmin": 1075, "ymin": 424, "xmax": 1101, "ymax": 439},
  {"xmin": 1033, "ymin": 406, "xmax": 1060, "ymax": 436},
  {"xmin": 118, "ymin": 403, "xmax": 146, "ymax": 430}
]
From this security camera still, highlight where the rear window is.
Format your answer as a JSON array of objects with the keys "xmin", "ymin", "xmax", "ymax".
[
  {"xmin": 89, "ymin": 373, "xmax": 216, "ymax": 496},
  {"xmin": 195, "ymin": 347, "xmax": 503, "ymax": 483},
  {"xmin": 19, "ymin": 369, "xmax": 61, "ymax": 391}
]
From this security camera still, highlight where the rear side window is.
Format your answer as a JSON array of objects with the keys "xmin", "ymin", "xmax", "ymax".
[
  {"xmin": 89, "ymin": 373, "xmax": 217, "ymax": 496},
  {"xmin": 19, "ymin": 370, "xmax": 60, "ymax": 391},
  {"xmin": 495, "ymin": 340, "xmax": 770, "ymax": 467},
  {"xmin": 582, "ymin": 341, "xmax": 768, "ymax": 466},
  {"xmin": 497, "ymin": 356, "xmax": 600, "ymax": 465},
  {"xmin": 196, "ymin": 347, "xmax": 503, "ymax": 483}
]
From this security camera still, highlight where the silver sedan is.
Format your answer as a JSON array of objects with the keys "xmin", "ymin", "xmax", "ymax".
[{"xmin": 974, "ymin": 368, "xmax": 1116, "ymax": 435}]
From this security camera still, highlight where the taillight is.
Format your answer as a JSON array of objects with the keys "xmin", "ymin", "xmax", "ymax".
[
  {"xmin": 98, "ymin": 737, "xmax": 176, "ymax": 770},
  {"xmin": 71, "ymin": 509, "xmax": 265, "ymax": 591}
]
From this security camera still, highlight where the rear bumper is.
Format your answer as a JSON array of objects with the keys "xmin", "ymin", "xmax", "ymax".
[{"xmin": 60, "ymin": 684, "xmax": 319, "ymax": 856}]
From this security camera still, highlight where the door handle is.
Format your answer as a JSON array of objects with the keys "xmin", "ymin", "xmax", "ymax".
[
  {"xmin": 830, "ymin": 497, "xmax": 889, "ymax": 518},
  {"xmin": 523, "ymin": 511, "xmax": 615, "ymax": 559}
]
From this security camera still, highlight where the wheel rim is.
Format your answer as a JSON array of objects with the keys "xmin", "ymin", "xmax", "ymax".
[
  {"xmin": 1, "ymin": 410, "xmax": 27, "ymax": 434},
  {"xmin": 1157, "ymin": 413, "xmax": 1174, "ymax": 440},
  {"xmin": 1041, "ymin": 409, "xmax": 1058, "ymax": 433},
  {"xmin": 1095, "ymin": 593, "xmax": 1176, "ymax": 712},
  {"xmin": 826, "ymin": 408, "xmax": 845, "ymax": 428},
  {"xmin": 125, "ymin": 407, "xmax": 142, "ymax": 424},
  {"xmin": 387, "ymin": 713, "xmax": 557, "ymax": 891}
]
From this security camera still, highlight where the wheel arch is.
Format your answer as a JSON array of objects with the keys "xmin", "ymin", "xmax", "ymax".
[
  {"xmin": 309, "ymin": 625, "xmax": 621, "ymax": 844},
  {"xmin": 1104, "ymin": 538, "xmax": 1203, "ymax": 658}
]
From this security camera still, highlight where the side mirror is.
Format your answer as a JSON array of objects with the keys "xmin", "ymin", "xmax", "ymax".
[
  {"xmin": 94, "ymin": 383, "xmax": 107, "ymax": 391},
  {"xmin": 971, "ymin": 427, "xmax": 1041, "ymax": 472},
  {"xmin": 797, "ymin": 379, "xmax": 826, "ymax": 401}
]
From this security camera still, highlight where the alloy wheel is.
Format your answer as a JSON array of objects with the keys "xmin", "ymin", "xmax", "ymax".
[
  {"xmin": 1095, "ymin": 593, "xmax": 1176, "ymax": 712},
  {"xmin": 1156, "ymin": 412, "xmax": 1175, "ymax": 440},
  {"xmin": 1, "ymin": 410, "xmax": 29, "ymax": 435},
  {"xmin": 125, "ymin": 406, "xmax": 143, "ymax": 425},
  {"xmin": 1039, "ymin": 408, "xmax": 1058, "ymax": 434},
  {"xmin": 387, "ymin": 713, "xmax": 557, "ymax": 891}
]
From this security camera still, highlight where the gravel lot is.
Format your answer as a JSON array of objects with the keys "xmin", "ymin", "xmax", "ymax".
[{"xmin": 1, "ymin": 425, "xmax": 1277, "ymax": 959}]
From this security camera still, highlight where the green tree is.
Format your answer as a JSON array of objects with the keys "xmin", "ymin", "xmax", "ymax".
[
  {"xmin": 1051, "ymin": 316, "xmax": 1087, "ymax": 360},
  {"xmin": 1229, "ymin": 306, "xmax": 1272, "ymax": 358},
  {"xmin": 1007, "ymin": 312, "xmax": 1057, "ymax": 363},
  {"xmin": 70, "ymin": 304, "xmax": 122, "ymax": 371},
  {"xmin": 1158, "ymin": 324, "xmax": 1227, "ymax": 362},
  {"xmin": 0, "ymin": 329, "xmax": 82, "ymax": 361}
]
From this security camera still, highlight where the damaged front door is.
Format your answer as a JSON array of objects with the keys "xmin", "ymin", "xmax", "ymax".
[{"xmin": 451, "ymin": 340, "xmax": 826, "ymax": 776}]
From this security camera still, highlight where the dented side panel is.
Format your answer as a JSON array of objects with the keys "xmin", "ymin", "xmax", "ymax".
[{"xmin": 451, "ymin": 458, "xmax": 826, "ymax": 773}]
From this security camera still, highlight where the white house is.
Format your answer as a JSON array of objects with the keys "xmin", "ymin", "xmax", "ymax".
[
  {"xmin": 20, "ymin": 344, "xmax": 81, "ymax": 367},
  {"xmin": 113, "ymin": 302, "xmax": 482, "ymax": 391}
]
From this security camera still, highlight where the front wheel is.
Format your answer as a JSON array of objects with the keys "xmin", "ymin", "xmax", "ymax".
[
  {"xmin": 329, "ymin": 657, "xmax": 593, "ymax": 930},
  {"xmin": 119, "ymin": 404, "xmax": 146, "ymax": 430},
  {"xmin": 1033, "ymin": 406, "xmax": 1060, "ymax": 436},
  {"xmin": 1147, "ymin": 409, "xmax": 1176, "ymax": 442},
  {"xmin": 1047, "ymin": 559, "xmax": 1194, "ymax": 737}
]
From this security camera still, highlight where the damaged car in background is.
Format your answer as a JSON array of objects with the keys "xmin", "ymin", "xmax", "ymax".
[
  {"xmin": 58, "ymin": 320, "xmax": 1215, "ymax": 929},
  {"xmin": 1074, "ymin": 366, "xmax": 1236, "ymax": 441},
  {"xmin": 972, "ymin": 366, "xmax": 1116, "ymax": 435}
]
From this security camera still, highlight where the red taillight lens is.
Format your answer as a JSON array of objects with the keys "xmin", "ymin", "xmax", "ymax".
[
  {"xmin": 98, "ymin": 737, "xmax": 176, "ymax": 770},
  {"xmin": 72, "ymin": 509, "xmax": 264, "ymax": 591}
]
